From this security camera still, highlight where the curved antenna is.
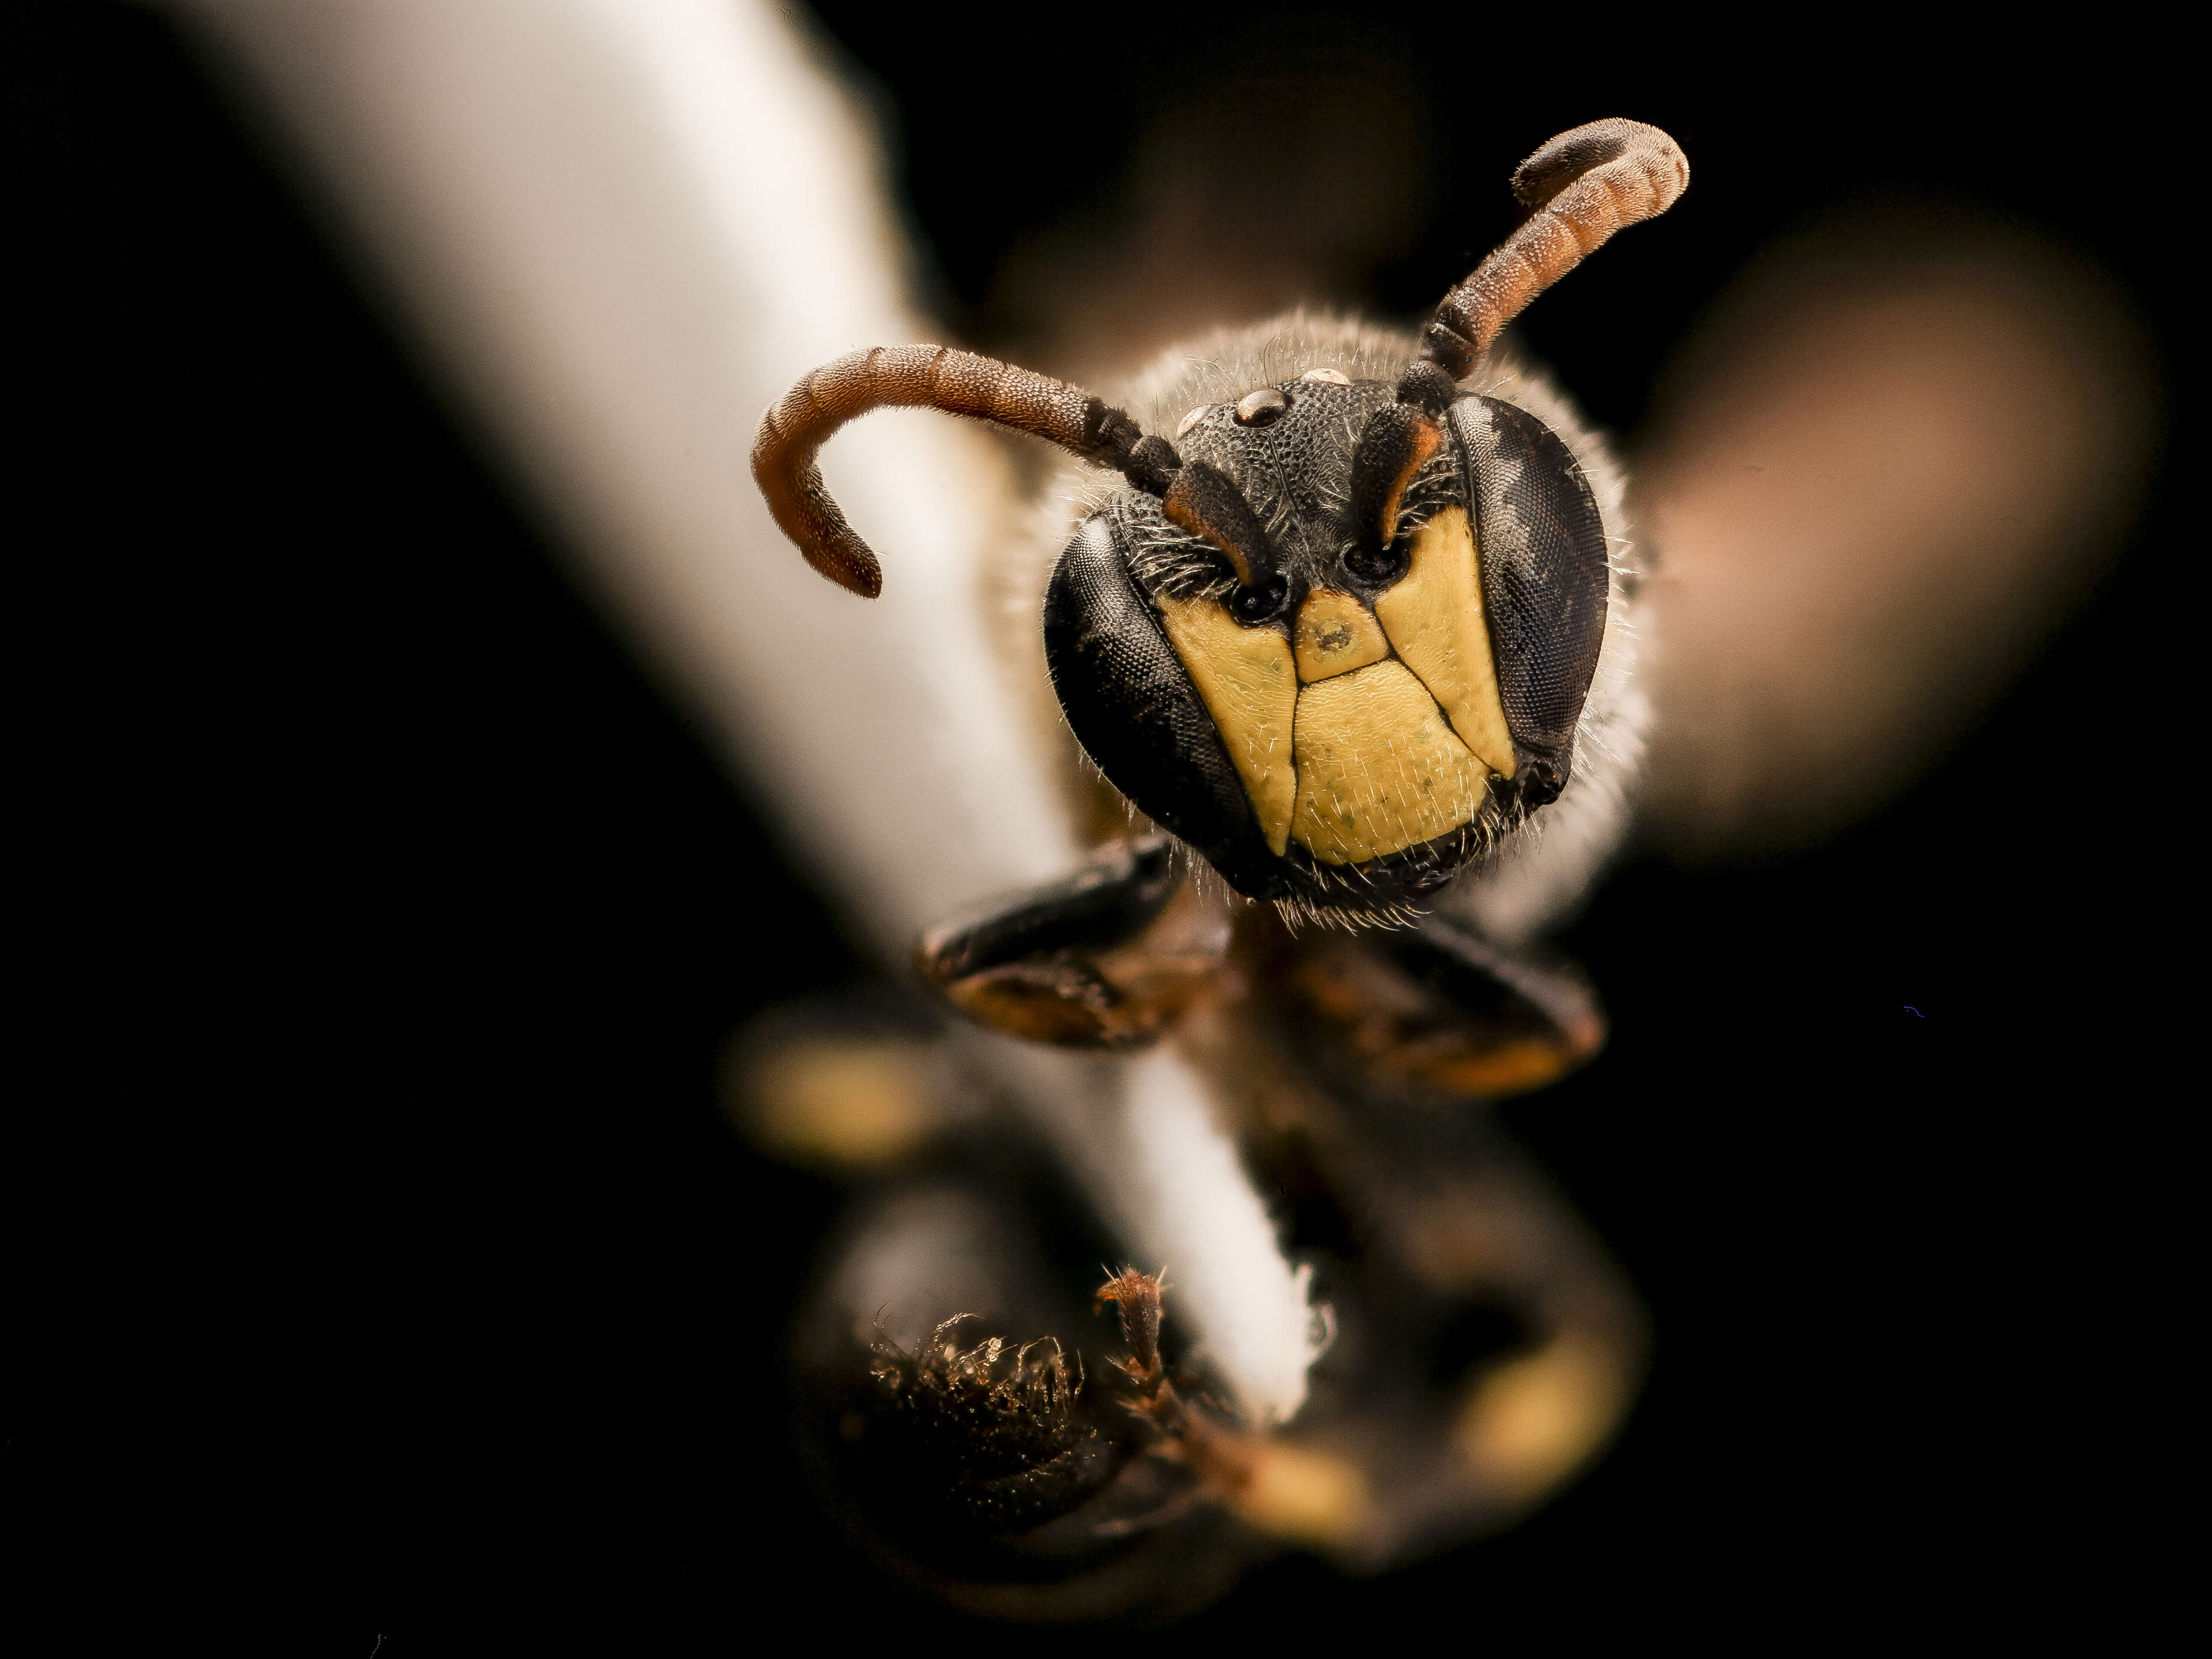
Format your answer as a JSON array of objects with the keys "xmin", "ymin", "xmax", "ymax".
[
  {"xmin": 1398, "ymin": 118, "xmax": 1689, "ymax": 413},
  {"xmin": 751, "ymin": 344, "xmax": 1181, "ymax": 597}
]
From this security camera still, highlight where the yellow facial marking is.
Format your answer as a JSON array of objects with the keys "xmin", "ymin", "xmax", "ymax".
[
  {"xmin": 1293, "ymin": 588, "xmax": 1391, "ymax": 683},
  {"xmin": 1156, "ymin": 593, "xmax": 1298, "ymax": 856},
  {"xmin": 1290, "ymin": 661, "xmax": 1491, "ymax": 864},
  {"xmin": 1373, "ymin": 507, "xmax": 1517, "ymax": 778}
]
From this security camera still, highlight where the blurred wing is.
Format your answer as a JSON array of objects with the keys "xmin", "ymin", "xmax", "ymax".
[{"xmin": 1632, "ymin": 213, "xmax": 2156, "ymax": 856}]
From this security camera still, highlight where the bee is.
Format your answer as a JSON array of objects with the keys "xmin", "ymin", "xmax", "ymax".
[
  {"xmin": 747, "ymin": 121, "xmax": 1684, "ymax": 1614},
  {"xmin": 197, "ymin": 0, "xmax": 2150, "ymax": 1620}
]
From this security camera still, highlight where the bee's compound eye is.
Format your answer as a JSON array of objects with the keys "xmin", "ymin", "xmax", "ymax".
[
  {"xmin": 1235, "ymin": 387, "xmax": 1288, "ymax": 426},
  {"xmin": 1232, "ymin": 574, "xmax": 1292, "ymax": 625},
  {"xmin": 1300, "ymin": 368, "xmax": 1351, "ymax": 385},
  {"xmin": 1175, "ymin": 405, "xmax": 1210, "ymax": 439}
]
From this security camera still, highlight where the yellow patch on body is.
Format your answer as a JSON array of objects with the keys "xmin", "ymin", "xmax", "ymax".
[
  {"xmin": 1373, "ymin": 507, "xmax": 1517, "ymax": 778},
  {"xmin": 1290, "ymin": 661, "xmax": 1491, "ymax": 864},
  {"xmin": 1222, "ymin": 1440, "xmax": 1374, "ymax": 1548},
  {"xmin": 1156, "ymin": 593, "xmax": 1299, "ymax": 855},
  {"xmin": 1454, "ymin": 1334, "xmax": 1630, "ymax": 1506},
  {"xmin": 1293, "ymin": 588, "xmax": 1391, "ymax": 683}
]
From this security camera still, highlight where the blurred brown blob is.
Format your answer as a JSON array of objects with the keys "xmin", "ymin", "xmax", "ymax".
[
  {"xmin": 1455, "ymin": 1333, "xmax": 1631, "ymax": 1506},
  {"xmin": 724, "ymin": 1017, "xmax": 947, "ymax": 1168},
  {"xmin": 1636, "ymin": 213, "xmax": 2156, "ymax": 855}
]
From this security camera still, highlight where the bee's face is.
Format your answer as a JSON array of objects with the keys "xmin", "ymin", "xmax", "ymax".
[{"xmin": 1044, "ymin": 372, "xmax": 1610, "ymax": 913}]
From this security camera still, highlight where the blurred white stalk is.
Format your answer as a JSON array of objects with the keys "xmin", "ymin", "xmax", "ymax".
[{"xmin": 180, "ymin": 0, "xmax": 1316, "ymax": 1421}]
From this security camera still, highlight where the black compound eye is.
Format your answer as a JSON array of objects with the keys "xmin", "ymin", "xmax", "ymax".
[
  {"xmin": 1447, "ymin": 394, "xmax": 1612, "ymax": 794},
  {"xmin": 1231, "ymin": 574, "xmax": 1292, "ymax": 625},
  {"xmin": 1344, "ymin": 537, "xmax": 1411, "ymax": 589}
]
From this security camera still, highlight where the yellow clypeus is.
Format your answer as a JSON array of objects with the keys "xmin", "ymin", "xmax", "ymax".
[{"xmin": 1290, "ymin": 661, "xmax": 1491, "ymax": 864}]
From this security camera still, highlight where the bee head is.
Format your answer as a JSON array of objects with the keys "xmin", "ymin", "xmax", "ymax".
[
  {"xmin": 1042, "ymin": 372, "xmax": 1607, "ymax": 914},
  {"xmin": 750, "ymin": 119, "xmax": 1685, "ymax": 918}
]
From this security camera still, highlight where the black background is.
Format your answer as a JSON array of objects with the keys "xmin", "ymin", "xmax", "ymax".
[{"xmin": 6, "ymin": 2, "xmax": 2192, "ymax": 1646}]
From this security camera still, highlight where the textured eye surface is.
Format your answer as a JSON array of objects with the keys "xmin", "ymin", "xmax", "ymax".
[{"xmin": 1449, "ymin": 396, "xmax": 1609, "ymax": 789}]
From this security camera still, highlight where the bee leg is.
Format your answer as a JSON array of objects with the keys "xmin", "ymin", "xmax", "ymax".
[
  {"xmin": 1271, "ymin": 911, "xmax": 1605, "ymax": 1099},
  {"xmin": 917, "ymin": 833, "xmax": 1230, "ymax": 1051}
]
